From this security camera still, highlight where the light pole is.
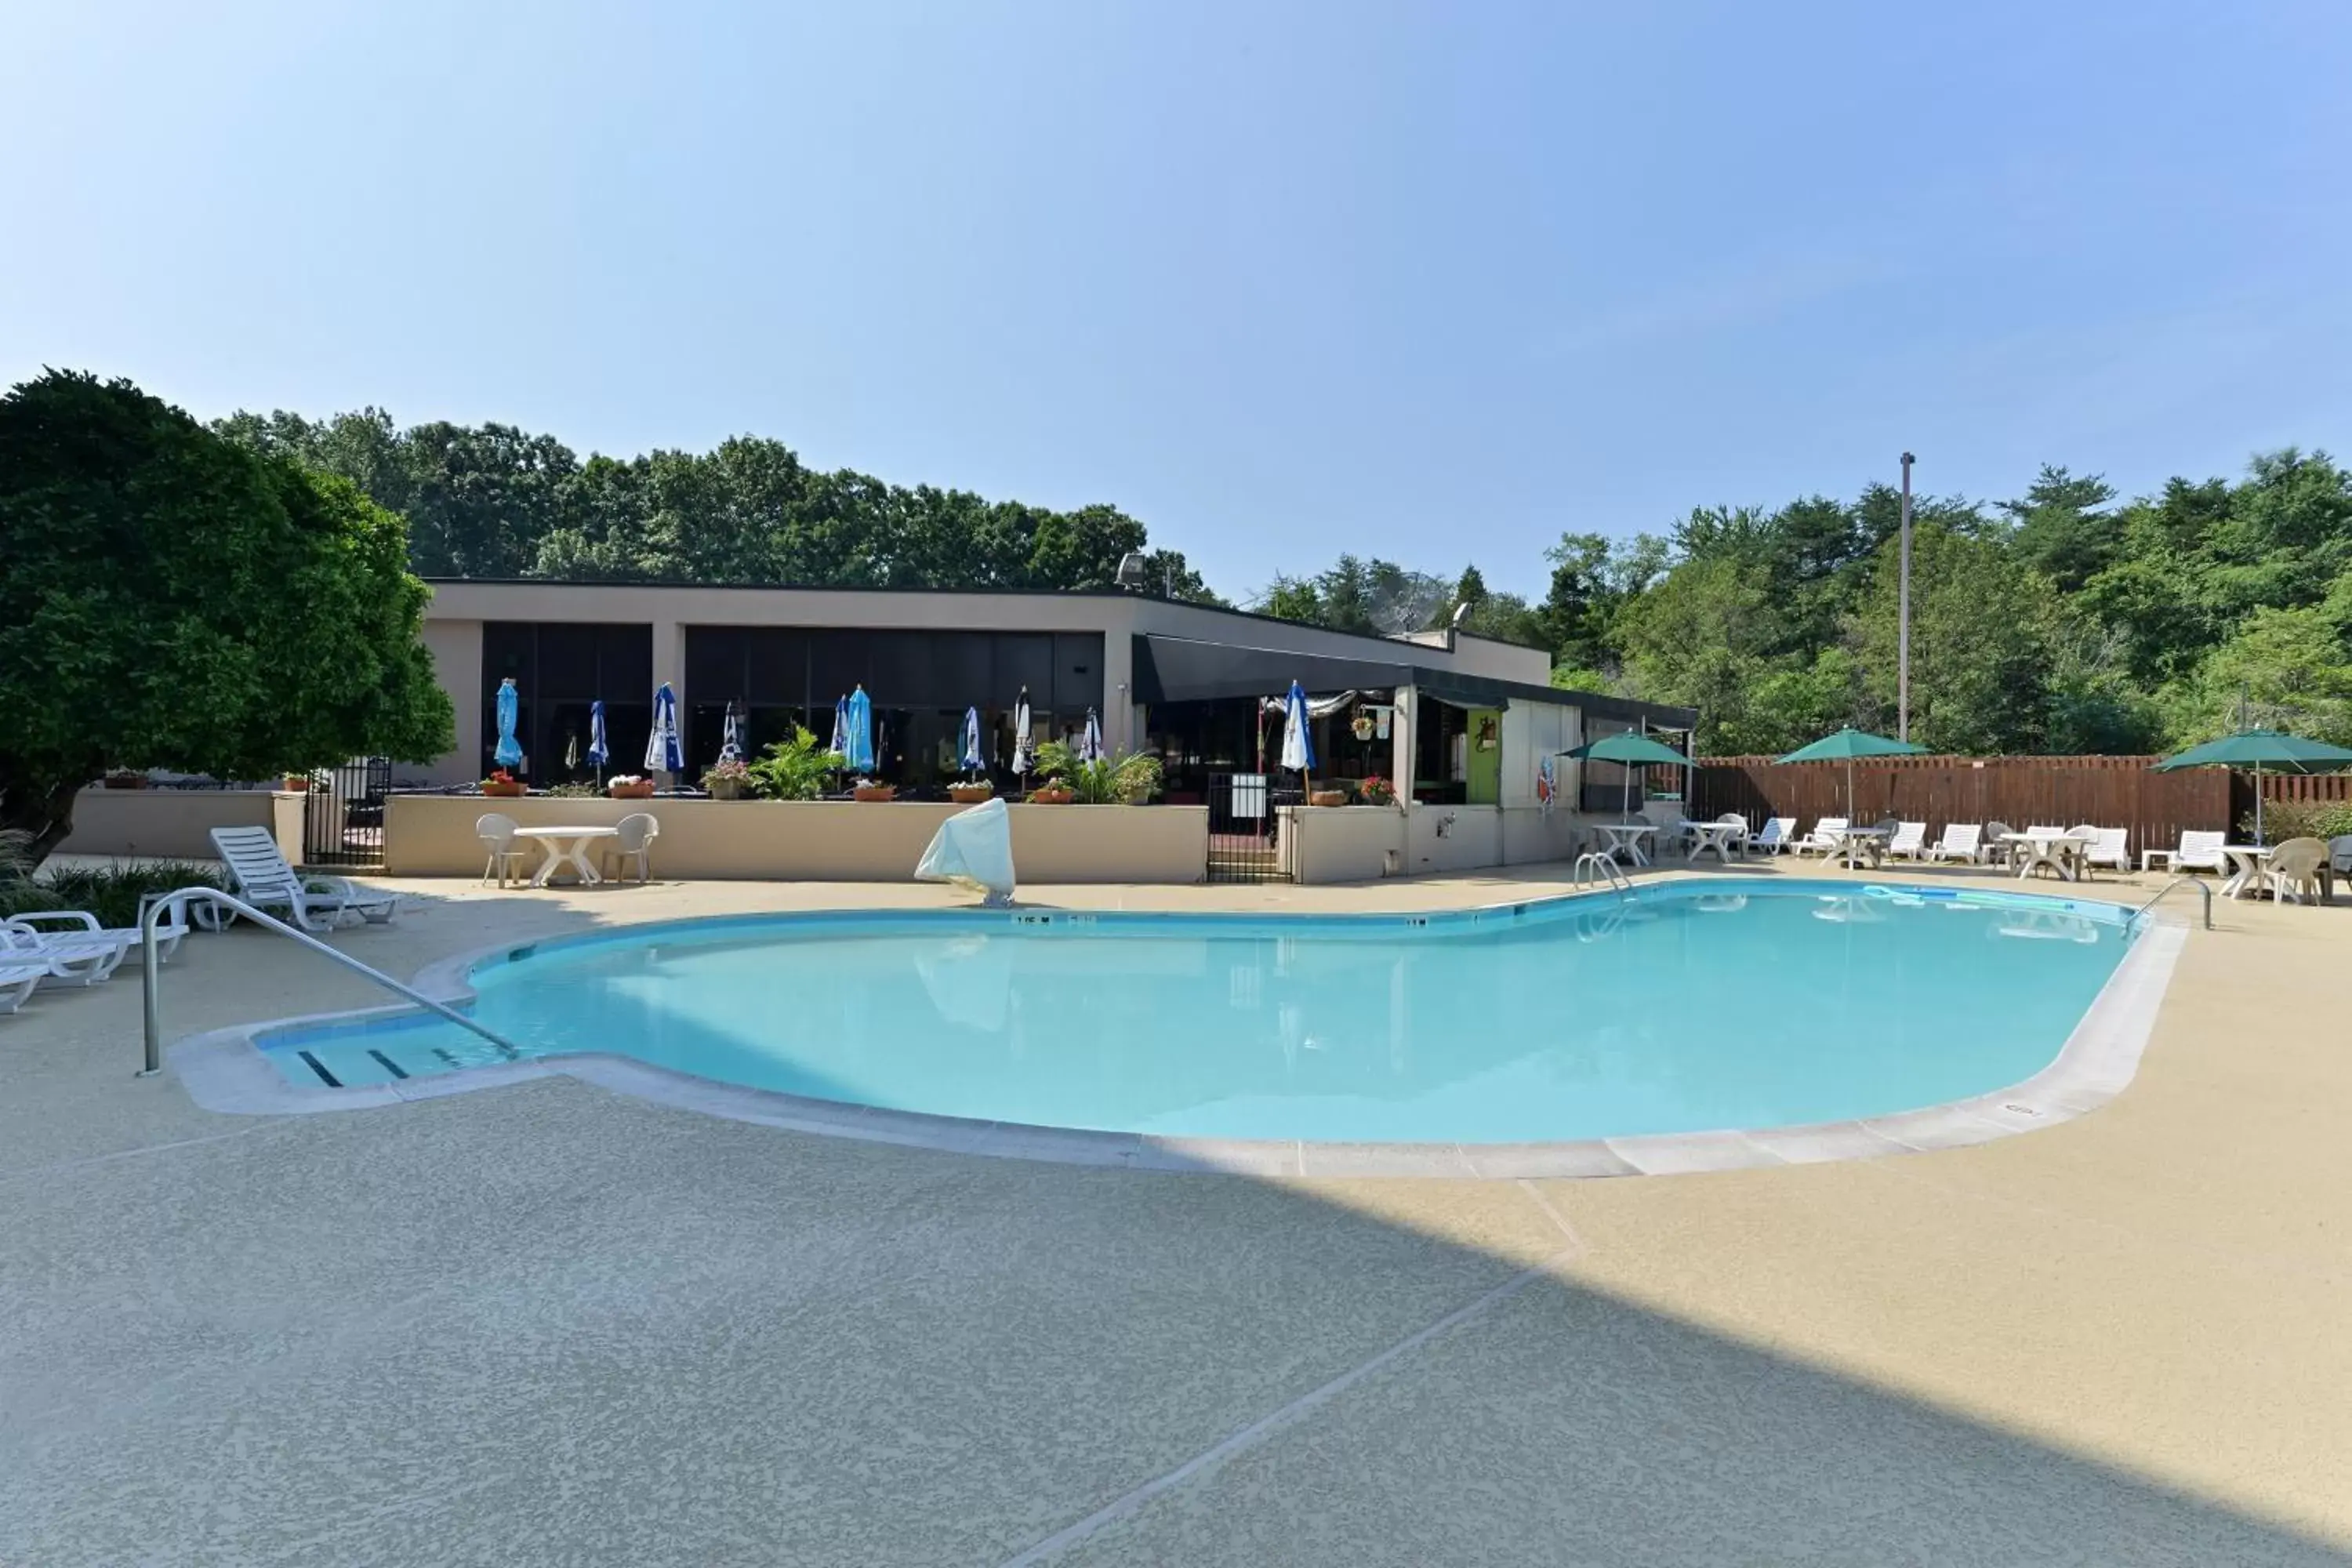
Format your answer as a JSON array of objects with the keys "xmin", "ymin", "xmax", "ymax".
[{"xmin": 1897, "ymin": 451, "xmax": 1915, "ymax": 742}]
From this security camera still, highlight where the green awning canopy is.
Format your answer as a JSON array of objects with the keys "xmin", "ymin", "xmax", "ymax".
[
  {"xmin": 2151, "ymin": 729, "xmax": 2352, "ymax": 773},
  {"xmin": 1563, "ymin": 732, "xmax": 1690, "ymax": 768},
  {"xmin": 1775, "ymin": 728, "xmax": 1926, "ymax": 764}
]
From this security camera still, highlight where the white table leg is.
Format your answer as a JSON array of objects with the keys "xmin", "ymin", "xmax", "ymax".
[
  {"xmin": 529, "ymin": 839, "xmax": 565, "ymax": 887},
  {"xmin": 564, "ymin": 840, "xmax": 603, "ymax": 886}
]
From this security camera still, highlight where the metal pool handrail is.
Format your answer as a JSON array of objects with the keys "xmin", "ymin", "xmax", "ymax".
[
  {"xmin": 138, "ymin": 887, "xmax": 521, "ymax": 1078},
  {"xmin": 1572, "ymin": 851, "xmax": 1632, "ymax": 897},
  {"xmin": 2131, "ymin": 875, "xmax": 2212, "ymax": 931}
]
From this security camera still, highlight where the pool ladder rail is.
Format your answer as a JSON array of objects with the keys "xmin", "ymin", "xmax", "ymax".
[
  {"xmin": 136, "ymin": 887, "xmax": 522, "ymax": 1079},
  {"xmin": 2131, "ymin": 874, "xmax": 2213, "ymax": 931},
  {"xmin": 1571, "ymin": 851, "xmax": 1633, "ymax": 898}
]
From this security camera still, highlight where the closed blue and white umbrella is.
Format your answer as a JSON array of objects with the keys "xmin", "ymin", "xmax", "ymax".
[
  {"xmin": 1011, "ymin": 688, "xmax": 1034, "ymax": 775},
  {"xmin": 844, "ymin": 685, "xmax": 877, "ymax": 774},
  {"xmin": 1079, "ymin": 706, "xmax": 1104, "ymax": 764},
  {"xmin": 829, "ymin": 695, "xmax": 850, "ymax": 762},
  {"xmin": 586, "ymin": 699, "xmax": 609, "ymax": 769},
  {"xmin": 493, "ymin": 677, "xmax": 524, "ymax": 768},
  {"xmin": 644, "ymin": 682, "xmax": 682, "ymax": 775},
  {"xmin": 1279, "ymin": 681, "xmax": 1315, "ymax": 773},
  {"xmin": 719, "ymin": 700, "xmax": 745, "ymax": 763},
  {"xmin": 960, "ymin": 706, "xmax": 984, "ymax": 773}
]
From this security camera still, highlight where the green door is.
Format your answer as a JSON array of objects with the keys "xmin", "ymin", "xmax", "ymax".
[{"xmin": 1465, "ymin": 708, "xmax": 1502, "ymax": 805}]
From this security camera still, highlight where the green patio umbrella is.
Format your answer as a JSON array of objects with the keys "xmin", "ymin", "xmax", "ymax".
[
  {"xmin": 1773, "ymin": 727, "xmax": 1926, "ymax": 819},
  {"xmin": 2151, "ymin": 729, "xmax": 2352, "ymax": 845},
  {"xmin": 1563, "ymin": 731, "xmax": 1692, "ymax": 820}
]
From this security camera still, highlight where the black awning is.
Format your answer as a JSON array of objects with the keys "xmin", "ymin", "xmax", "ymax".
[{"xmin": 1132, "ymin": 634, "xmax": 1410, "ymax": 706}]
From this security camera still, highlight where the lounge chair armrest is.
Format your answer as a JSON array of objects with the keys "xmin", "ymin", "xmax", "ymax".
[{"xmin": 4, "ymin": 910, "xmax": 106, "ymax": 934}]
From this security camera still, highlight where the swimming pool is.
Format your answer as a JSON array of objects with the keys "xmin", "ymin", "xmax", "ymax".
[{"xmin": 259, "ymin": 880, "xmax": 2141, "ymax": 1146}]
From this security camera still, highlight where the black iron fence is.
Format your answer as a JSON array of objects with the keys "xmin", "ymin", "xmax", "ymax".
[
  {"xmin": 303, "ymin": 758, "xmax": 391, "ymax": 868},
  {"xmin": 1205, "ymin": 772, "xmax": 1303, "ymax": 883}
]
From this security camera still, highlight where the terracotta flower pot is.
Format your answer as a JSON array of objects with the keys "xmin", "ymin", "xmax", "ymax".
[
  {"xmin": 706, "ymin": 777, "xmax": 750, "ymax": 800},
  {"xmin": 482, "ymin": 780, "xmax": 527, "ymax": 798},
  {"xmin": 853, "ymin": 784, "xmax": 898, "ymax": 803},
  {"xmin": 948, "ymin": 784, "xmax": 996, "ymax": 804},
  {"xmin": 102, "ymin": 773, "xmax": 148, "ymax": 790},
  {"xmin": 281, "ymin": 775, "xmax": 310, "ymax": 792},
  {"xmin": 1027, "ymin": 786, "xmax": 1074, "ymax": 804},
  {"xmin": 1308, "ymin": 790, "xmax": 1348, "ymax": 808},
  {"xmin": 608, "ymin": 780, "xmax": 655, "ymax": 800}
]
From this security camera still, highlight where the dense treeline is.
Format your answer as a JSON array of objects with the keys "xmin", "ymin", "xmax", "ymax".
[
  {"xmin": 214, "ymin": 408, "xmax": 1218, "ymax": 602},
  {"xmin": 213, "ymin": 407, "xmax": 2352, "ymax": 757},
  {"xmin": 1258, "ymin": 455, "xmax": 2352, "ymax": 756}
]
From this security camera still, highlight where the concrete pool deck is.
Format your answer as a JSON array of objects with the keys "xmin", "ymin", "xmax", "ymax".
[{"xmin": 5, "ymin": 857, "xmax": 2350, "ymax": 1564}]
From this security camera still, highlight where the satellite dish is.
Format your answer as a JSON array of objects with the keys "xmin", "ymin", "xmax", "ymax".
[{"xmin": 1115, "ymin": 551, "xmax": 1148, "ymax": 590}]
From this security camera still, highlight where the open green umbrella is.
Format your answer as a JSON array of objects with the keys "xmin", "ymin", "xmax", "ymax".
[
  {"xmin": 2151, "ymin": 728, "xmax": 2352, "ymax": 844},
  {"xmin": 1563, "ymin": 731, "xmax": 1691, "ymax": 820},
  {"xmin": 1773, "ymin": 727, "xmax": 1926, "ymax": 819}
]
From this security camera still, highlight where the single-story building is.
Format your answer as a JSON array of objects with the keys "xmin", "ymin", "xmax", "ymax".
[{"xmin": 403, "ymin": 579, "xmax": 1697, "ymax": 880}]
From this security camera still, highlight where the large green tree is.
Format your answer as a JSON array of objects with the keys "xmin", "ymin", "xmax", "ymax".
[{"xmin": 1, "ymin": 373, "xmax": 452, "ymax": 861}]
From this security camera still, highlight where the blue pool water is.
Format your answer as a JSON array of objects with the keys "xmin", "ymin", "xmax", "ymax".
[{"xmin": 263, "ymin": 880, "xmax": 2136, "ymax": 1143}]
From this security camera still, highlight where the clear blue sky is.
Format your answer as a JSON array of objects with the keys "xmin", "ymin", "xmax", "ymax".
[{"xmin": 5, "ymin": 1, "xmax": 2347, "ymax": 601}]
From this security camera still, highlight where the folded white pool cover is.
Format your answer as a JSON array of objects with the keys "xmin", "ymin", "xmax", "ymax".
[{"xmin": 915, "ymin": 797, "xmax": 1017, "ymax": 906}]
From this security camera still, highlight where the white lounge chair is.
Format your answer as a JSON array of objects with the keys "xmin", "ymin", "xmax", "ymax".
[
  {"xmin": 1791, "ymin": 818, "xmax": 1849, "ymax": 858},
  {"xmin": 2142, "ymin": 829, "xmax": 2227, "ymax": 876},
  {"xmin": 477, "ymin": 813, "xmax": 531, "ymax": 887},
  {"xmin": 600, "ymin": 812, "xmax": 660, "ymax": 884},
  {"xmin": 1, "ymin": 960, "xmax": 51, "ymax": 1012},
  {"xmin": 208, "ymin": 826, "xmax": 395, "ymax": 931},
  {"xmin": 1882, "ymin": 821, "xmax": 1929, "ymax": 860},
  {"xmin": 2072, "ymin": 825, "xmax": 2129, "ymax": 873},
  {"xmin": 1922, "ymin": 823, "xmax": 1983, "ymax": 863},
  {"xmin": 0, "ymin": 920, "xmax": 128, "ymax": 986},
  {"xmin": 1748, "ymin": 817, "xmax": 1798, "ymax": 855},
  {"xmin": 5, "ymin": 907, "xmax": 184, "ymax": 967}
]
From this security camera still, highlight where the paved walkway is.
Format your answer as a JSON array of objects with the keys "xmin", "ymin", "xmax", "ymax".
[{"xmin": 4, "ymin": 859, "xmax": 2349, "ymax": 1565}]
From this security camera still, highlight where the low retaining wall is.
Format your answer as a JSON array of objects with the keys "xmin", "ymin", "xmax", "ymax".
[
  {"xmin": 383, "ymin": 795, "xmax": 1209, "ymax": 884},
  {"xmin": 55, "ymin": 788, "xmax": 304, "ymax": 864}
]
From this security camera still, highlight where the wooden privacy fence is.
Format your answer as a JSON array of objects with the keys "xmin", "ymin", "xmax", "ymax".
[{"xmin": 1690, "ymin": 755, "xmax": 2232, "ymax": 858}]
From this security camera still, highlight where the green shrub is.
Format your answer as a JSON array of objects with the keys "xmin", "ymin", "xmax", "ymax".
[
  {"xmin": 749, "ymin": 726, "xmax": 844, "ymax": 800},
  {"xmin": 1033, "ymin": 740, "xmax": 1163, "ymax": 804},
  {"xmin": 0, "ymin": 858, "xmax": 230, "ymax": 931},
  {"xmin": 2239, "ymin": 798, "xmax": 2352, "ymax": 843}
]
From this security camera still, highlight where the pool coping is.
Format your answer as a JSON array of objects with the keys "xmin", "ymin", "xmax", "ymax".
[{"xmin": 168, "ymin": 883, "xmax": 2190, "ymax": 1179}]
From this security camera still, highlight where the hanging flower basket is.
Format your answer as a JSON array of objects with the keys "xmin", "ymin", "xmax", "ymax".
[{"xmin": 1350, "ymin": 714, "xmax": 1377, "ymax": 741}]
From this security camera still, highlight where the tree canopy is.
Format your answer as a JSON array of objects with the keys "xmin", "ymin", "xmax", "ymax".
[
  {"xmin": 1, "ymin": 373, "xmax": 452, "ymax": 860},
  {"xmin": 1252, "ymin": 452, "xmax": 2352, "ymax": 757}
]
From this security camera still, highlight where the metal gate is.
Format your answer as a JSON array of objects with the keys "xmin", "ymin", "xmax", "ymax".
[
  {"xmin": 303, "ymin": 757, "xmax": 391, "ymax": 868},
  {"xmin": 1206, "ymin": 772, "xmax": 1301, "ymax": 883}
]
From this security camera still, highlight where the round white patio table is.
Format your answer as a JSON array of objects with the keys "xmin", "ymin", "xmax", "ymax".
[
  {"xmin": 1999, "ymin": 830, "xmax": 2090, "ymax": 883},
  {"xmin": 1820, "ymin": 823, "xmax": 1890, "ymax": 869},
  {"xmin": 1678, "ymin": 819, "xmax": 1747, "ymax": 866},
  {"xmin": 1594, "ymin": 822, "xmax": 1657, "ymax": 867},
  {"xmin": 2219, "ymin": 844, "xmax": 2272, "ymax": 900},
  {"xmin": 513, "ymin": 826, "xmax": 621, "ymax": 887}
]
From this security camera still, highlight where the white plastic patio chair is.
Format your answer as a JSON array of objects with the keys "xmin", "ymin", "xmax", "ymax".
[
  {"xmin": 1981, "ymin": 821, "xmax": 2018, "ymax": 869},
  {"xmin": 208, "ymin": 826, "xmax": 395, "ymax": 931},
  {"xmin": 1791, "ymin": 818, "xmax": 1848, "ymax": 858},
  {"xmin": 1882, "ymin": 822, "xmax": 1929, "ymax": 860},
  {"xmin": 600, "ymin": 813, "xmax": 659, "ymax": 885},
  {"xmin": 2328, "ymin": 835, "xmax": 2352, "ymax": 878},
  {"xmin": 2266, "ymin": 838, "xmax": 2328, "ymax": 905},
  {"xmin": 0, "ymin": 960, "xmax": 45, "ymax": 1014},
  {"xmin": 477, "ymin": 813, "xmax": 531, "ymax": 887},
  {"xmin": 2142, "ymin": 829, "xmax": 2227, "ymax": 875},
  {"xmin": 1922, "ymin": 823, "xmax": 1983, "ymax": 863},
  {"xmin": 0, "ymin": 920, "xmax": 128, "ymax": 986},
  {"xmin": 1748, "ymin": 817, "xmax": 1798, "ymax": 855}
]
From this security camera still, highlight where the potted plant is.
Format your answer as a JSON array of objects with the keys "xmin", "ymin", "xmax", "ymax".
[
  {"xmin": 1026, "ymin": 781, "xmax": 1076, "ymax": 804},
  {"xmin": 481, "ymin": 768, "xmax": 527, "ymax": 798},
  {"xmin": 1351, "ymin": 713, "xmax": 1377, "ymax": 742},
  {"xmin": 746, "ymin": 727, "xmax": 842, "ymax": 800},
  {"xmin": 851, "ymin": 779, "xmax": 898, "ymax": 803},
  {"xmin": 607, "ymin": 773, "xmax": 655, "ymax": 800},
  {"xmin": 948, "ymin": 778, "xmax": 996, "ymax": 805},
  {"xmin": 281, "ymin": 773, "xmax": 311, "ymax": 793},
  {"xmin": 1357, "ymin": 773, "xmax": 1397, "ymax": 808},
  {"xmin": 1308, "ymin": 787, "xmax": 1348, "ymax": 808},
  {"xmin": 1029, "ymin": 740, "xmax": 1163, "ymax": 805},
  {"xmin": 702, "ymin": 757, "xmax": 753, "ymax": 800},
  {"xmin": 102, "ymin": 769, "xmax": 148, "ymax": 790}
]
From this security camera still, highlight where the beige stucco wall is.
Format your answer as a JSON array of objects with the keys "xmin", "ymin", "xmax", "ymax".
[
  {"xmin": 384, "ymin": 796, "xmax": 1207, "ymax": 885},
  {"xmin": 1284, "ymin": 806, "xmax": 1407, "ymax": 885},
  {"xmin": 418, "ymin": 618, "xmax": 484, "ymax": 786},
  {"xmin": 56, "ymin": 789, "xmax": 304, "ymax": 864}
]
